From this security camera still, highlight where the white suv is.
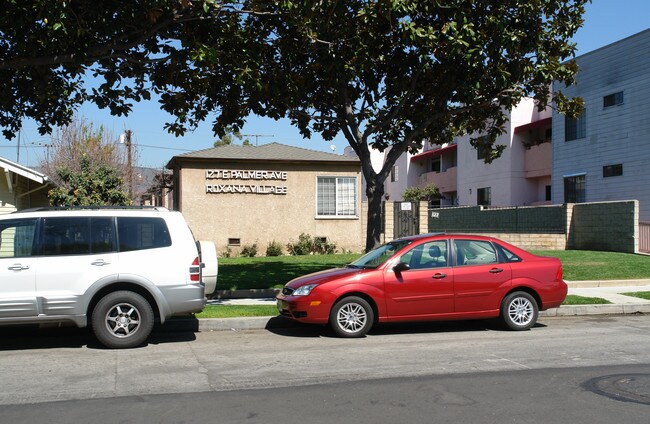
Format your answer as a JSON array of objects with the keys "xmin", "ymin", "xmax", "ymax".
[{"xmin": 0, "ymin": 207, "xmax": 209, "ymax": 348}]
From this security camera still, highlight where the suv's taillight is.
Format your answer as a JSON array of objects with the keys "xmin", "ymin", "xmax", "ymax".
[{"xmin": 190, "ymin": 257, "xmax": 201, "ymax": 282}]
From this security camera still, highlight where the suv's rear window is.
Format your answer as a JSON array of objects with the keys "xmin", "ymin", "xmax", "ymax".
[{"xmin": 117, "ymin": 217, "xmax": 171, "ymax": 252}]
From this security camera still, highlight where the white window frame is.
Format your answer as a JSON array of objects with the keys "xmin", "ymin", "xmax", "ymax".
[{"xmin": 316, "ymin": 176, "xmax": 358, "ymax": 219}]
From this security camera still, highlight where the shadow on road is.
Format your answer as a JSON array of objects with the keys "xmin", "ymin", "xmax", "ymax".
[
  {"xmin": 265, "ymin": 317, "xmax": 547, "ymax": 338},
  {"xmin": 0, "ymin": 323, "xmax": 198, "ymax": 351}
]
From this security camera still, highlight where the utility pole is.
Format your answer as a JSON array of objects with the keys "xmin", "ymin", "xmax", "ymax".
[
  {"xmin": 121, "ymin": 130, "xmax": 134, "ymax": 200},
  {"xmin": 241, "ymin": 134, "xmax": 273, "ymax": 146}
]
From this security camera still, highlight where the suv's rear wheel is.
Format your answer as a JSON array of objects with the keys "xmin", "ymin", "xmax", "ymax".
[{"xmin": 91, "ymin": 291, "xmax": 154, "ymax": 349}]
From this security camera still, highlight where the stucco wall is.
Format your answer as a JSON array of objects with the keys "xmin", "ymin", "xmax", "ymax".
[{"xmin": 176, "ymin": 161, "xmax": 365, "ymax": 254}]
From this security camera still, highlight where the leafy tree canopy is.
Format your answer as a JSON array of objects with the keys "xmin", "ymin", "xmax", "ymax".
[
  {"xmin": 0, "ymin": 0, "xmax": 243, "ymax": 139},
  {"xmin": 2, "ymin": 0, "xmax": 588, "ymax": 250}
]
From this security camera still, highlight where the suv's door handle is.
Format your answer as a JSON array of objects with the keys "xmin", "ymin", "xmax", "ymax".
[
  {"xmin": 489, "ymin": 268, "xmax": 504, "ymax": 274},
  {"xmin": 432, "ymin": 273, "xmax": 447, "ymax": 279},
  {"xmin": 91, "ymin": 259, "xmax": 110, "ymax": 266},
  {"xmin": 8, "ymin": 264, "xmax": 29, "ymax": 271}
]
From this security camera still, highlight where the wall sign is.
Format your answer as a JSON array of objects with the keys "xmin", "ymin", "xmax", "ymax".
[{"xmin": 205, "ymin": 169, "xmax": 288, "ymax": 195}]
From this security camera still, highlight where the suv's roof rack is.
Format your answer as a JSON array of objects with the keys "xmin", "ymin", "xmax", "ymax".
[{"xmin": 16, "ymin": 206, "xmax": 170, "ymax": 213}]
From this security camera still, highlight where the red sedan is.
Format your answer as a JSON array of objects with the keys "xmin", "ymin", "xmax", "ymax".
[{"xmin": 277, "ymin": 233, "xmax": 567, "ymax": 337}]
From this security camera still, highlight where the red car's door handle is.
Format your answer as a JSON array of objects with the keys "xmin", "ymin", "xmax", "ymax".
[
  {"xmin": 432, "ymin": 273, "xmax": 447, "ymax": 279},
  {"xmin": 489, "ymin": 268, "xmax": 504, "ymax": 273}
]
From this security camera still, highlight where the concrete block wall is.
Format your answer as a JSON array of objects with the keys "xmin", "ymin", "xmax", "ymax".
[{"xmin": 567, "ymin": 200, "xmax": 638, "ymax": 253}]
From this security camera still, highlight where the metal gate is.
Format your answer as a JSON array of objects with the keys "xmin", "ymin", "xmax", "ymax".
[
  {"xmin": 640, "ymin": 222, "xmax": 650, "ymax": 253},
  {"xmin": 394, "ymin": 201, "xmax": 420, "ymax": 239}
]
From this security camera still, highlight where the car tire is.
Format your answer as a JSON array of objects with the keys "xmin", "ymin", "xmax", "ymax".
[
  {"xmin": 501, "ymin": 291, "xmax": 538, "ymax": 331},
  {"xmin": 329, "ymin": 296, "xmax": 374, "ymax": 338},
  {"xmin": 91, "ymin": 291, "xmax": 154, "ymax": 349}
]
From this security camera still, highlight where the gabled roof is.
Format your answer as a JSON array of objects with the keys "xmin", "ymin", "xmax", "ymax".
[
  {"xmin": 0, "ymin": 156, "xmax": 52, "ymax": 184},
  {"xmin": 166, "ymin": 142, "xmax": 359, "ymax": 168}
]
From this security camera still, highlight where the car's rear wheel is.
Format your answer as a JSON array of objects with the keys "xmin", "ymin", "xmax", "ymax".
[
  {"xmin": 329, "ymin": 296, "xmax": 374, "ymax": 338},
  {"xmin": 501, "ymin": 291, "xmax": 538, "ymax": 331},
  {"xmin": 91, "ymin": 291, "xmax": 154, "ymax": 349}
]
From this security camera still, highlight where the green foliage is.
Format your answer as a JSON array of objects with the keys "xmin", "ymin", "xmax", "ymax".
[
  {"xmin": 286, "ymin": 233, "xmax": 314, "ymax": 256},
  {"xmin": 220, "ymin": 246, "xmax": 233, "ymax": 258},
  {"xmin": 1, "ymin": 0, "xmax": 588, "ymax": 251},
  {"xmin": 48, "ymin": 155, "xmax": 130, "ymax": 206},
  {"xmin": 403, "ymin": 184, "xmax": 440, "ymax": 202},
  {"xmin": 286, "ymin": 233, "xmax": 337, "ymax": 255},
  {"xmin": 266, "ymin": 240, "xmax": 284, "ymax": 256},
  {"xmin": 213, "ymin": 128, "xmax": 252, "ymax": 147},
  {"xmin": 240, "ymin": 242, "xmax": 258, "ymax": 257}
]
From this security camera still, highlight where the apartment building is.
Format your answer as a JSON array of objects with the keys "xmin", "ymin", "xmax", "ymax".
[
  {"xmin": 552, "ymin": 29, "xmax": 650, "ymax": 220},
  {"xmin": 388, "ymin": 97, "xmax": 552, "ymax": 207},
  {"xmin": 384, "ymin": 29, "xmax": 649, "ymax": 216}
]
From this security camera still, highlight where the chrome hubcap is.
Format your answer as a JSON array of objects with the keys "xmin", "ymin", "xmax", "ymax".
[
  {"xmin": 105, "ymin": 303, "xmax": 141, "ymax": 338},
  {"xmin": 508, "ymin": 297, "xmax": 534, "ymax": 326},
  {"xmin": 337, "ymin": 303, "xmax": 367, "ymax": 334}
]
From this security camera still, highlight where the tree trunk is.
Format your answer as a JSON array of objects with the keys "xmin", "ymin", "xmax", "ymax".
[{"xmin": 365, "ymin": 177, "xmax": 385, "ymax": 252}]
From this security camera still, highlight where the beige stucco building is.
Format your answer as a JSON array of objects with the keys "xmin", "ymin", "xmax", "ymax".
[
  {"xmin": 167, "ymin": 143, "xmax": 365, "ymax": 255},
  {"xmin": 0, "ymin": 156, "xmax": 53, "ymax": 214}
]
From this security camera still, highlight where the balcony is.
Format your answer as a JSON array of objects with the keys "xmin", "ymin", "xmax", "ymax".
[
  {"xmin": 524, "ymin": 143, "xmax": 551, "ymax": 178},
  {"xmin": 418, "ymin": 166, "xmax": 457, "ymax": 193}
]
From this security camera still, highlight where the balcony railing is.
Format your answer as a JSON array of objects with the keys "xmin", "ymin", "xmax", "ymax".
[{"xmin": 524, "ymin": 142, "xmax": 552, "ymax": 178}]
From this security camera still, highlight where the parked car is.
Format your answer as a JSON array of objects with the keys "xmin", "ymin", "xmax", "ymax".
[
  {"xmin": 277, "ymin": 233, "xmax": 567, "ymax": 337},
  {"xmin": 0, "ymin": 207, "xmax": 209, "ymax": 348}
]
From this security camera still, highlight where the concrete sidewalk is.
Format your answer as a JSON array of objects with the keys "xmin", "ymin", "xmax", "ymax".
[{"xmin": 189, "ymin": 280, "xmax": 650, "ymax": 332}]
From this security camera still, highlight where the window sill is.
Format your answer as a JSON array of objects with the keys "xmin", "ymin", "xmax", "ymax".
[{"xmin": 315, "ymin": 215, "xmax": 359, "ymax": 220}]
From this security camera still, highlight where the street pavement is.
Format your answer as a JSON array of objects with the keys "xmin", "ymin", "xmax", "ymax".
[{"xmin": 195, "ymin": 279, "xmax": 650, "ymax": 332}]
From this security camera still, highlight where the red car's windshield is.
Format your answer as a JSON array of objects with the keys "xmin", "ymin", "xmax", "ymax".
[{"xmin": 347, "ymin": 240, "xmax": 413, "ymax": 269}]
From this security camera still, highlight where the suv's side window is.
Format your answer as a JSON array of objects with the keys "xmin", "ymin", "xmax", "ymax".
[
  {"xmin": 0, "ymin": 218, "xmax": 37, "ymax": 258},
  {"xmin": 40, "ymin": 217, "xmax": 116, "ymax": 256},
  {"xmin": 117, "ymin": 217, "xmax": 171, "ymax": 252}
]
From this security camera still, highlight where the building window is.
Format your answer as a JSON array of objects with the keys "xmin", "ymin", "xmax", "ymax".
[
  {"xmin": 430, "ymin": 157, "xmax": 441, "ymax": 173},
  {"xmin": 603, "ymin": 164, "xmax": 623, "ymax": 178},
  {"xmin": 228, "ymin": 238, "xmax": 241, "ymax": 246},
  {"xmin": 317, "ymin": 177, "xmax": 357, "ymax": 217},
  {"xmin": 477, "ymin": 187, "xmax": 491, "ymax": 206},
  {"xmin": 564, "ymin": 175, "xmax": 586, "ymax": 203},
  {"xmin": 565, "ymin": 113, "xmax": 586, "ymax": 141},
  {"xmin": 603, "ymin": 92, "xmax": 624, "ymax": 108},
  {"xmin": 545, "ymin": 185, "xmax": 552, "ymax": 202},
  {"xmin": 390, "ymin": 166, "xmax": 398, "ymax": 182},
  {"xmin": 476, "ymin": 136, "xmax": 489, "ymax": 161}
]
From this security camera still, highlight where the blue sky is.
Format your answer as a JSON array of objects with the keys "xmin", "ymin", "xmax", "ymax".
[{"xmin": 2, "ymin": 1, "xmax": 649, "ymax": 168}]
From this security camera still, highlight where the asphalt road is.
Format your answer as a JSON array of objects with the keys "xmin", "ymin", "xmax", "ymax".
[{"xmin": 1, "ymin": 315, "xmax": 649, "ymax": 423}]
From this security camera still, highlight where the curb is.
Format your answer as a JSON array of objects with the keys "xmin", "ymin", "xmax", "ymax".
[{"xmin": 163, "ymin": 305, "xmax": 649, "ymax": 333}]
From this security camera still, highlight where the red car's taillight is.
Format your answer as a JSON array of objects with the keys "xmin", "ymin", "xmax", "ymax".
[{"xmin": 190, "ymin": 257, "xmax": 201, "ymax": 282}]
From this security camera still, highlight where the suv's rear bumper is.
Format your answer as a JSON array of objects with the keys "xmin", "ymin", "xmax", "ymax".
[{"xmin": 159, "ymin": 283, "xmax": 206, "ymax": 318}]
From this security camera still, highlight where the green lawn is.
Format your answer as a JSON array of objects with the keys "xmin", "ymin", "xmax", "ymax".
[
  {"xmin": 195, "ymin": 305, "xmax": 278, "ymax": 318},
  {"xmin": 622, "ymin": 292, "xmax": 650, "ymax": 300},
  {"xmin": 216, "ymin": 250, "xmax": 650, "ymax": 292},
  {"xmin": 562, "ymin": 295, "xmax": 611, "ymax": 305},
  {"xmin": 216, "ymin": 254, "xmax": 359, "ymax": 291},
  {"xmin": 531, "ymin": 250, "xmax": 650, "ymax": 281}
]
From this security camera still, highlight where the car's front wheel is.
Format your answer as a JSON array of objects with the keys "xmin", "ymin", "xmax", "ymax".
[
  {"xmin": 329, "ymin": 296, "xmax": 374, "ymax": 338},
  {"xmin": 91, "ymin": 291, "xmax": 154, "ymax": 349},
  {"xmin": 501, "ymin": 291, "xmax": 538, "ymax": 331}
]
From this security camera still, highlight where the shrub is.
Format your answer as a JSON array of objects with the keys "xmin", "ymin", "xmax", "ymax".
[
  {"xmin": 314, "ymin": 237, "xmax": 336, "ymax": 254},
  {"xmin": 240, "ymin": 243, "xmax": 258, "ymax": 257},
  {"xmin": 266, "ymin": 240, "xmax": 283, "ymax": 256},
  {"xmin": 220, "ymin": 246, "xmax": 232, "ymax": 258},
  {"xmin": 287, "ymin": 233, "xmax": 313, "ymax": 255},
  {"xmin": 287, "ymin": 233, "xmax": 337, "ymax": 255}
]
